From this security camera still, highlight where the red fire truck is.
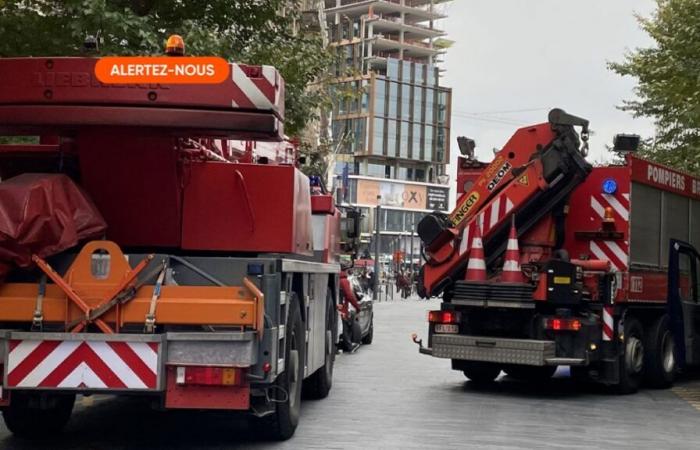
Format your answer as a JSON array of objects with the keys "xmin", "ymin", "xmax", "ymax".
[
  {"xmin": 0, "ymin": 44, "xmax": 340, "ymax": 439},
  {"xmin": 415, "ymin": 110, "xmax": 700, "ymax": 393}
]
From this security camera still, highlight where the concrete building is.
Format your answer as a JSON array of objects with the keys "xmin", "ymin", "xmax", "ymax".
[{"xmin": 325, "ymin": 0, "xmax": 453, "ymax": 264}]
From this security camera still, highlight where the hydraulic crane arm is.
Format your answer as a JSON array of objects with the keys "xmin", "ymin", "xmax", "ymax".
[{"xmin": 417, "ymin": 109, "xmax": 592, "ymax": 297}]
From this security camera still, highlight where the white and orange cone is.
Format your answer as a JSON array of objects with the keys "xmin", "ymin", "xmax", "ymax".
[
  {"xmin": 465, "ymin": 222, "xmax": 487, "ymax": 282},
  {"xmin": 502, "ymin": 217, "xmax": 526, "ymax": 283}
]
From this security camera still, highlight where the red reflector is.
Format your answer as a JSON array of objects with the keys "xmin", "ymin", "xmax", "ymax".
[
  {"xmin": 177, "ymin": 366, "xmax": 241, "ymax": 386},
  {"xmin": 428, "ymin": 310, "xmax": 461, "ymax": 324},
  {"xmin": 545, "ymin": 318, "xmax": 581, "ymax": 331}
]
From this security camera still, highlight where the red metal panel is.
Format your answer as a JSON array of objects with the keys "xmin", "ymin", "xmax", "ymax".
[
  {"xmin": 181, "ymin": 163, "xmax": 312, "ymax": 255},
  {"xmin": 564, "ymin": 166, "xmax": 631, "ymax": 272},
  {"xmin": 0, "ymin": 58, "xmax": 284, "ymax": 139},
  {"xmin": 164, "ymin": 367, "xmax": 249, "ymax": 410},
  {"xmin": 630, "ymin": 155, "xmax": 700, "ymax": 199},
  {"xmin": 311, "ymin": 195, "xmax": 335, "ymax": 214},
  {"xmin": 77, "ymin": 131, "xmax": 182, "ymax": 248},
  {"xmin": 0, "ymin": 58, "xmax": 282, "ymax": 114}
]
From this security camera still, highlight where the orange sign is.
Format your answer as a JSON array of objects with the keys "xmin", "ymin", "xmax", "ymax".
[{"xmin": 95, "ymin": 57, "xmax": 230, "ymax": 84}]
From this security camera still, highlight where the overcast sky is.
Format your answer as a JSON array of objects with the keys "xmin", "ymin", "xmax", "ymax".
[{"xmin": 439, "ymin": 0, "xmax": 658, "ymax": 197}]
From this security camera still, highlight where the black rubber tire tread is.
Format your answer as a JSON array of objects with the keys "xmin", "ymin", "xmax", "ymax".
[
  {"xmin": 616, "ymin": 317, "xmax": 644, "ymax": 395},
  {"xmin": 504, "ymin": 364, "xmax": 557, "ymax": 382},
  {"xmin": 643, "ymin": 314, "xmax": 676, "ymax": 389},
  {"xmin": 2, "ymin": 392, "xmax": 75, "ymax": 439},
  {"xmin": 261, "ymin": 294, "xmax": 305, "ymax": 441},
  {"xmin": 361, "ymin": 316, "xmax": 374, "ymax": 345},
  {"xmin": 462, "ymin": 362, "xmax": 501, "ymax": 383},
  {"xmin": 303, "ymin": 290, "xmax": 336, "ymax": 399}
]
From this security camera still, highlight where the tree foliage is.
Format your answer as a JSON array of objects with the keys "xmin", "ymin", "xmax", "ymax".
[
  {"xmin": 609, "ymin": 0, "xmax": 700, "ymax": 174},
  {"xmin": 0, "ymin": 0, "xmax": 333, "ymax": 136}
]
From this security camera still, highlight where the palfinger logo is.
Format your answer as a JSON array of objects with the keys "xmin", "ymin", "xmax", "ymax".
[
  {"xmin": 450, "ymin": 192, "xmax": 480, "ymax": 227},
  {"xmin": 95, "ymin": 57, "xmax": 230, "ymax": 84}
]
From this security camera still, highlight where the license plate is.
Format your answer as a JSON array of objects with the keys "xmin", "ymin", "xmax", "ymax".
[{"xmin": 435, "ymin": 324, "xmax": 459, "ymax": 334}]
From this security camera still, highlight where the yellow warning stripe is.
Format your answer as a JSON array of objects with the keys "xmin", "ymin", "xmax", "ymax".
[{"xmin": 672, "ymin": 385, "xmax": 700, "ymax": 412}]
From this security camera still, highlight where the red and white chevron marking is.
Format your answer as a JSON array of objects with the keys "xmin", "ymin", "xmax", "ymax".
[
  {"xmin": 602, "ymin": 306, "xmax": 614, "ymax": 341},
  {"xmin": 6, "ymin": 340, "xmax": 159, "ymax": 390},
  {"xmin": 459, "ymin": 195, "xmax": 515, "ymax": 254},
  {"xmin": 589, "ymin": 193, "xmax": 630, "ymax": 271},
  {"xmin": 230, "ymin": 64, "xmax": 279, "ymax": 110}
]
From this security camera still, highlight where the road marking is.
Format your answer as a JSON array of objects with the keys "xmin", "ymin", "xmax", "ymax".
[{"xmin": 672, "ymin": 384, "xmax": 700, "ymax": 412}]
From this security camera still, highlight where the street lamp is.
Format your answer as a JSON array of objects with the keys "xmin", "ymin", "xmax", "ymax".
[{"xmin": 373, "ymin": 195, "xmax": 381, "ymax": 300}]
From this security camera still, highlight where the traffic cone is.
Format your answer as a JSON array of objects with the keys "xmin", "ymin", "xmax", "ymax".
[
  {"xmin": 501, "ymin": 217, "xmax": 526, "ymax": 283},
  {"xmin": 465, "ymin": 222, "xmax": 487, "ymax": 281}
]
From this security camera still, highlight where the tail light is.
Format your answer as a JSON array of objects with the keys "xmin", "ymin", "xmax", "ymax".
[
  {"xmin": 544, "ymin": 317, "xmax": 581, "ymax": 331},
  {"xmin": 175, "ymin": 366, "xmax": 243, "ymax": 386},
  {"xmin": 428, "ymin": 310, "xmax": 461, "ymax": 324}
]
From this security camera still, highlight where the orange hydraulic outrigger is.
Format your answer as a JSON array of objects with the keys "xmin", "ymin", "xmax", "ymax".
[{"xmin": 0, "ymin": 241, "xmax": 263, "ymax": 333}]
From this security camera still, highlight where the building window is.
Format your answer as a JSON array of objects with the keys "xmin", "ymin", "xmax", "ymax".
[
  {"xmin": 425, "ymin": 88, "xmax": 435, "ymax": 124},
  {"xmin": 387, "ymin": 120, "xmax": 397, "ymax": 157},
  {"xmin": 374, "ymin": 79, "xmax": 386, "ymax": 116},
  {"xmin": 387, "ymin": 58, "xmax": 399, "ymax": 79},
  {"xmin": 436, "ymin": 126, "xmax": 446, "ymax": 162},
  {"xmin": 415, "ymin": 62, "xmax": 425, "ymax": 85},
  {"xmin": 412, "ymin": 123, "xmax": 422, "ymax": 161},
  {"xmin": 386, "ymin": 209, "xmax": 404, "ymax": 232},
  {"xmin": 399, "ymin": 122, "xmax": 409, "ymax": 158},
  {"xmin": 437, "ymin": 90, "xmax": 448, "ymax": 125},
  {"xmin": 372, "ymin": 118, "xmax": 384, "ymax": 155},
  {"xmin": 367, "ymin": 163, "xmax": 386, "ymax": 178},
  {"xmin": 401, "ymin": 84, "xmax": 410, "ymax": 121},
  {"xmin": 424, "ymin": 126, "xmax": 434, "ymax": 161},
  {"xmin": 388, "ymin": 82, "xmax": 399, "ymax": 119}
]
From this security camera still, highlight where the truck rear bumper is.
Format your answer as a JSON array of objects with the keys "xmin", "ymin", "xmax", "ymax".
[
  {"xmin": 427, "ymin": 334, "xmax": 562, "ymax": 366},
  {"xmin": 0, "ymin": 330, "xmax": 259, "ymax": 402}
]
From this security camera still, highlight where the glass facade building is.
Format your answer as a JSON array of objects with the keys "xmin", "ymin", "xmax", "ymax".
[{"xmin": 325, "ymin": 0, "xmax": 453, "ymax": 262}]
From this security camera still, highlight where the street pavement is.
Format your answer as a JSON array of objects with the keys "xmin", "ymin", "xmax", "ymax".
[{"xmin": 1, "ymin": 298, "xmax": 700, "ymax": 449}]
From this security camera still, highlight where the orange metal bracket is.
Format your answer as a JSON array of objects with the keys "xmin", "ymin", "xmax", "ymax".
[
  {"xmin": 243, "ymin": 277, "xmax": 265, "ymax": 340},
  {"xmin": 32, "ymin": 255, "xmax": 113, "ymax": 333},
  {"xmin": 33, "ymin": 244, "xmax": 154, "ymax": 333}
]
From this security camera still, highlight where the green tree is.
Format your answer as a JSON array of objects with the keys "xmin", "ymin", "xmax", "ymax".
[
  {"xmin": 0, "ymin": 0, "xmax": 333, "ymax": 136},
  {"xmin": 609, "ymin": 0, "xmax": 700, "ymax": 174}
]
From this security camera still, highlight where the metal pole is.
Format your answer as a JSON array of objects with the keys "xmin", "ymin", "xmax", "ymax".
[
  {"xmin": 373, "ymin": 195, "xmax": 381, "ymax": 301},
  {"xmin": 410, "ymin": 218, "xmax": 415, "ymax": 293}
]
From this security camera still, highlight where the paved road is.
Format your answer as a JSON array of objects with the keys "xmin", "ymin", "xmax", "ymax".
[{"xmin": 1, "ymin": 299, "xmax": 700, "ymax": 449}]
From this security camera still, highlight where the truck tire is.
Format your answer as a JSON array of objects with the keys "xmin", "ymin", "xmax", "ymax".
[
  {"xmin": 262, "ymin": 295, "xmax": 305, "ymax": 440},
  {"xmin": 303, "ymin": 291, "xmax": 336, "ymax": 399},
  {"xmin": 643, "ymin": 314, "xmax": 676, "ymax": 388},
  {"xmin": 616, "ymin": 317, "xmax": 644, "ymax": 394},
  {"xmin": 462, "ymin": 362, "xmax": 501, "ymax": 383},
  {"xmin": 504, "ymin": 364, "xmax": 557, "ymax": 382},
  {"xmin": 2, "ymin": 392, "xmax": 75, "ymax": 438},
  {"xmin": 361, "ymin": 316, "xmax": 374, "ymax": 345}
]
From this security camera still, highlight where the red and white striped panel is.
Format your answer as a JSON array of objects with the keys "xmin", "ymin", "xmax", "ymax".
[
  {"xmin": 6, "ymin": 340, "xmax": 159, "ymax": 390},
  {"xmin": 589, "ymin": 193, "xmax": 630, "ymax": 271},
  {"xmin": 602, "ymin": 306, "xmax": 614, "ymax": 341},
  {"xmin": 458, "ymin": 195, "xmax": 515, "ymax": 254},
  {"xmin": 230, "ymin": 64, "xmax": 279, "ymax": 110}
]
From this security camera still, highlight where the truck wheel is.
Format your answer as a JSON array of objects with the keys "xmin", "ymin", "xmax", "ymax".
[
  {"xmin": 643, "ymin": 314, "xmax": 676, "ymax": 388},
  {"xmin": 361, "ymin": 316, "xmax": 374, "ymax": 345},
  {"xmin": 504, "ymin": 365, "xmax": 557, "ymax": 382},
  {"xmin": 462, "ymin": 362, "xmax": 501, "ymax": 383},
  {"xmin": 2, "ymin": 392, "xmax": 75, "ymax": 438},
  {"xmin": 303, "ymin": 291, "xmax": 336, "ymax": 399},
  {"xmin": 616, "ymin": 317, "xmax": 644, "ymax": 394},
  {"xmin": 262, "ymin": 295, "xmax": 305, "ymax": 440}
]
